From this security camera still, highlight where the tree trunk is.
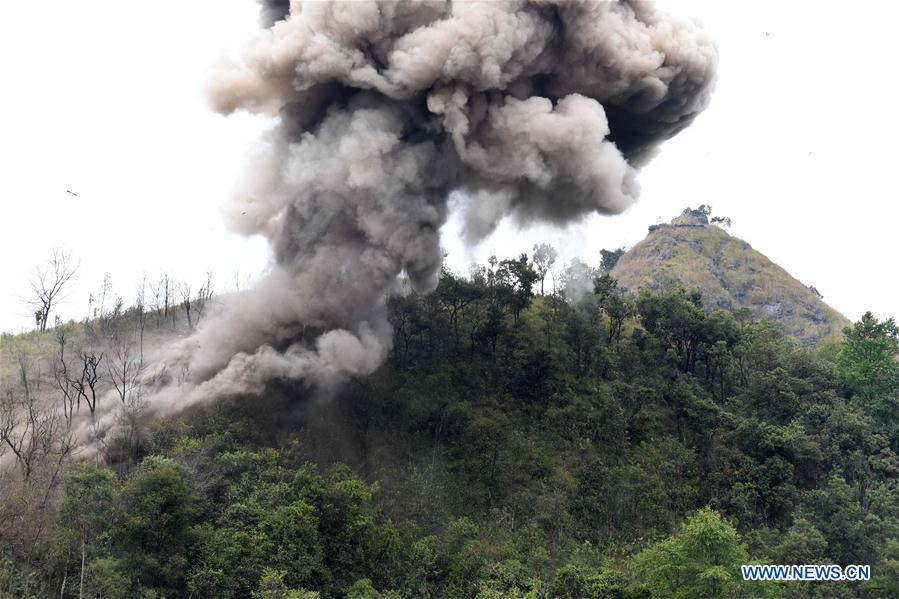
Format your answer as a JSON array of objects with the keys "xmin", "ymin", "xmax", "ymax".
[{"xmin": 79, "ymin": 535, "xmax": 86, "ymax": 599}]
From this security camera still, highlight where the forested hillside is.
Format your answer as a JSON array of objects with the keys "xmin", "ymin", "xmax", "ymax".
[{"xmin": 1, "ymin": 254, "xmax": 898, "ymax": 598}]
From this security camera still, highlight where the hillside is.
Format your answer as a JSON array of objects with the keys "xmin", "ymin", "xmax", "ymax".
[
  {"xmin": 2, "ymin": 253, "xmax": 898, "ymax": 598},
  {"xmin": 612, "ymin": 211, "xmax": 849, "ymax": 345}
]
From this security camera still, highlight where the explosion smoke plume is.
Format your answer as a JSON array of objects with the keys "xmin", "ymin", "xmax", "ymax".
[{"xmin": 153, "ymin": 0, "xmax": 717, "ymax": 407}]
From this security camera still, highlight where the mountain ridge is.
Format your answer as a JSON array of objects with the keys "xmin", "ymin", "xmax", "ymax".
[{"xmin": 611, "ymin": 212, "xmax": 849, "ymax": 345}]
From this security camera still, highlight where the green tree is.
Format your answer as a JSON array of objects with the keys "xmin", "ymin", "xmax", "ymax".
[
  {"xmin": 636, "ymin": 288, "xmax": 706, "ymax": 373},
  {"xmin": 346, "ymin": 578, "xmax": 401, "ymax": 599},
  {"xmin": 498, "ymin": 254, "xmax": 539, "ymax": 324},
  {"xmin": 81, "ymin": 557, "xmax": 130, "ymax": 599},
  {"xmin": 836, "ymin": 312, "xmax": 899, "ymax": 411},
  {"xmin": 550, "ymin": 564, "xmax": 632, "ymax": 599},
  {"xmin": 55, "ymin": 463, "xmax": 118, "ymax": 598},
  {"xmin": 112, "ymin": 456, "xmax": 197, "ymax": 595},
  {"xmin": 774, "ymin": 518, "xmax": 828, "ymax": 563},
  {"xmin": 594, "ymin": 275, "xmax": 633, "ymax": 346},
  {"xmin": 599, "ymin": 248, "xmax": 625, "ymax": 274},
  {"xmin": 252, "ymin": 568, "xmax": 320, "ymax": 599},
  {"xmin": 634, "ymin": 507, "xmax": 778, "ymax": 599},
  {"xmin": 532, "ymin": 244, "xmax": 558, "ymax": 296},
  {"xmin": 259, "ymin": 501, "xmax": 326, "ymax": 590},
  {"xmin": 188, "ymin": 522, "xmax": 267, "ymax": 598}
]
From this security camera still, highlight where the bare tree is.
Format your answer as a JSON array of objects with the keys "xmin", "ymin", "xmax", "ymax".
[
  {"xmin": 193, "ymin": 271, "xmax": 214, "ymax": 326},
  {"xmin": 150, "ymin": 274, "xmax": 166, "ymax": 327},
  {"xmin": 73, "ymin": 352, "xmax": 104, "ymax": 417},
  {"xmin": 135, "ymin": 274, "xmax": 148, "ymax": 364},
  {"xmin": 88, "ymin": 274, "xmax": 121, "ymax": 338},
  {"xmin": 179, "ymin": 280, "xmax": 193, "ymax": 329},
  {"xmin": 106, "ymin": 339, "xmax": 140, "ymax": 405},
  {"xmin": 28, "ymin": 249, "xmax": 77, "ymax": 332},
  {"xmin": 0, "ymin": 355, "xmax": 73, "ymax": 584},
  {"xmin": 532, "ymin": 243, "xmax": 557, "ymax": 296},
  {"xmin": 0, "ymin": 356, "xmax": 68, "ymax": 480},
  {"xmin": 53, "ymin": 332, "xmax": 77, "ymax": 429},
  {"xmin": 166, "ymin": 274, "xmax": 177, "ymax": 330},
  {"xmin": 53, "ymin": 331, "xmax": 104, "ymax": 421},
  {"xmin": 97, "ymin": 273, "xmax": 112, "ymax": 319},
  {"xmin": 149, "ymin": 273, "xmax": 175, "ymax": 328},
  {"xmin": 102, "ymin": 299, "xmax": 126, "ymax": 339},
  {"xmin": 0, "ymin": 360, "xmax": 38, "ymax": 479}
]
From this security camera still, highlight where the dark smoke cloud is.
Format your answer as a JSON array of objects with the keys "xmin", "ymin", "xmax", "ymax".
[
  {"xmin": 143, "ymin": 0, "xmax": 716, "ymax": 410},
  {"xmin": 257, "ymin": 0, "xmax": 291, "ymax": 27}
]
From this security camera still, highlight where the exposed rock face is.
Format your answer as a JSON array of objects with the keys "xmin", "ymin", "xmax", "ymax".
[
  {"xmin": 611, "ymin": 222, "xmax": 849, "ymax": 345},
  {"xmin": 649, "ymin": 208, "xmax": 709, "ymax": 231},
  {"xmin": 671, "ymin": 209, "xmax": 710, "ymax": 226}
]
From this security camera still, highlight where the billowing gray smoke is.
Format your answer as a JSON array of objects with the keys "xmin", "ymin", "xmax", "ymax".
[
  {"xmin": 258, "ymin": 0, "xmax": 291, "ymax": 27},
  {"xmin": 159, "ymin": 0, "xmax": 716, "ymax": 404}
]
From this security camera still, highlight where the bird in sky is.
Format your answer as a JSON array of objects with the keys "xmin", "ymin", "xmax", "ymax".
[{"xmin": 66, "ymin": 189, "xmax": 79, "ymax": 197}]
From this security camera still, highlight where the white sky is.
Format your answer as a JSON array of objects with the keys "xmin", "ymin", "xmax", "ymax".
[{"xmin": 1, "ymin": 1, "xmax": 896, "ymax": 334}]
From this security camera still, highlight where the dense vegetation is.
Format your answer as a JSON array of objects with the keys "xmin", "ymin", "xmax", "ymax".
[{"xmin": 1, "ymin": 252, "xmax": 898, "ymax": 598}]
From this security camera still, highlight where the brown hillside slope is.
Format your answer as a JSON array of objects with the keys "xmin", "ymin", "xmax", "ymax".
[{"xmin": 611, "ymin": 222, "xmax": 849, "ymax": 345}]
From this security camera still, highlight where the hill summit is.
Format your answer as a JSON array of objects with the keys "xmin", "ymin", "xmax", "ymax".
[{"xmin": 611, "ymin": 208, "xmax": 849, "ymax": 345}]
